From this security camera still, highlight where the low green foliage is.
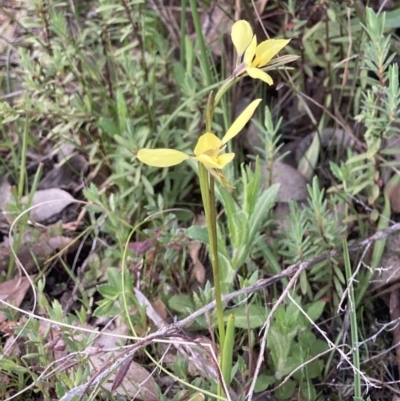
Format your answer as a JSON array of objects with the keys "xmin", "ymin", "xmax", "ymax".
[
  {"xmin": 186, "ymin": 160, "xmax": 279, "ymax": 293},
  {"xmin": 1, "ymin": 1, "xmax": 400, "ymax": 401},
  {"xmin": 264, "ymin": 298, "xmax": 328, "ymax": 399}
]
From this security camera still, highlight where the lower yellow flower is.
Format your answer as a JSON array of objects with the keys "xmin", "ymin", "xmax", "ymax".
[{"xmin": 137, "ymin": 99, "xmax": 261, "ymax": 183}]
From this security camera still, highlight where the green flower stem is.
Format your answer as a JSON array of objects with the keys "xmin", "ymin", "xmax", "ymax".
[
  {"xmin": 198, "ymin": 162, "xmax": 226, "ymax": 349},
  {"xmin": 214, "ymin": 77, "xmax": 237, "ymax": 108},
  {"xmin": 205, "ymin": 76, "xmax": 236, "ymax": 135}
]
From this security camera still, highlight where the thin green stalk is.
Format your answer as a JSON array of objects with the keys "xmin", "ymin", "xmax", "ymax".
[
  {"xmin": 209, "ymin": 175, "xmax": 225, "ymax": 346},
  {"xmin": 214, "ymin": 77, "xmax": 237, "ymax": 107},
  {"xmin": 210, "ymin": 76, "xmax": 239, "ymax": 128},
  {"xmin": 8, "ymin": 124, "xmax": 40, "ymax": 279},
  {"xmin": 180, "ymin": 0, "xmax": 187, "ymax": 66},
  {"xmin": 198, "ymin": 163, "xmax": 225, "ymax": 349},
  {"xmin": 206, "ymin": 91, "xmax": 214, "ymax": 132},
  {"xmin": 323, "ymin": 326, "xmax": 344, "ymax": 378},
  {"xmin": 26, "ymin": 162, "xmax": 43, "ymax": 206},
  {"xmin": 188, "ymin": 0, "xmax": 212, "ymax": 86},
  {"xmin": 343, "ymin": 238, "xmax": 361, "ymax": 399},
  {"xmin": 18, "ymin": 112, "xmax": 29, "ymax": 198}
]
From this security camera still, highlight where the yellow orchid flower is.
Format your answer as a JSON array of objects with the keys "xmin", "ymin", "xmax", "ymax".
[
  {"xmin": 137, "ymin": 99, "xmax": 261, "ymax": 184},
  {"xmin": 231, "ymin": 20, "xmax": 290, "ymax": 85}
]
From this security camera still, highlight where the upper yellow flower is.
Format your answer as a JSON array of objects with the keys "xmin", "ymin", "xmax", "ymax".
[
  {"xmin": 137, "ymin": 99, "xmax": 261, "ymax": 184},
  {"xmin": 231, "ymin": 20, "xmax": 290, "ymax": 85}
]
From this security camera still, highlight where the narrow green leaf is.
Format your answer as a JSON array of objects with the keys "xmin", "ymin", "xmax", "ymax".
[
  {"xmin": 221, "ymin": 314, "xmax": 235, "ymax": 386},
  {"xmin": 231, "ymin": 211, "xmax": 249, "ymax": 249},
  {"xmin": 298, "ymin": 132, "xmax": 320, "ymax": 180}
]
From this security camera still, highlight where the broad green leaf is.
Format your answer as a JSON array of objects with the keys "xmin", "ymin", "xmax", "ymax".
[
  {"xmin": 300, "ymin": 270, "xmax": 309, "ymax": 295},
  {"xmin": 280, "ymin": 354, "xmax": 302, "ymax": 377},
  {"xmin": 386, "ymin": 8, "xmax": 400, "ymax": 29},
  {"xmin": 224, "ymin": 305, "xmax": 267, "ymax": 328},
  {"xmin": 168, "ymin": 294, "xmax": 194, "ymax": 314},
  {"xmin": 116, "ymin": 90, "xmax": 127, "ymax": 132},
  {"xmin": 217, "ymin": 185, "xmax": 237, "ymax": 247},
  {"xmin": 55, "ymin": 382, "xmax": 66, "ymax": 398},
  {"xmin": 173, "ymin": 62, "xmax": 186, "ymax": 86},
  {"xmin": 254, "ymin": 374, "xmax": 275, "ymax": 392},
  {"xmin": 107, "ymin": 267, "xmax": 122, "ymax": 290},
  {"xmin": 218, "ymin": 253, "xmax": 234, "ymax": 294},
  {"xmin": 93, "ymin": 300, "xmax": 118, "ymax": 317},
  {"xmin": 185, "ymin": 225, "xmax": 209, "ymax": 244},
  {"xmin": 304, "ymin": 359, "xmax": 324, "ymax": 379},
  {"xmin": 99, "ymin": 117, "xmax": 119, "ymax": 136},
  {"xmin": 268, "ymin": 325, "xmax": 291, "ymax": 371},
  {"xmin": 300, "ymin": 381, "xmax": 317, "ymax": 400},
  {"xmin": 242, "ymin": 157, "xmax": 261, "ymax": 216},
  {"xmin": 298, "ymin": 331, "xmax": 316, "ymax": 348},
  {"xmin": 306, "ymin": 301, "xmax": 326, "ymax": 322},
  {"xmin": 274, "ymin": 378, "xmax": 296, "ymax": 399},
  {"xmin": 0, "ymin": 359, "xmax": 29, "ymax": 374},
  {"xmin": 97, "ymin": 284, "xmax": 119, "ymax": 299},
  {"xmin": 249, "ymin": 184, "xmax": 279, "ymax": 239}
]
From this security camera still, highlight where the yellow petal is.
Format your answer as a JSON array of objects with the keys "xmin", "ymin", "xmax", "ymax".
[
  {"xmin": 137, "ymin": 148, "xmax": 189, "ymax": 167},
  {"xmin": 194, "ymin": 133, "xmax": 222, "ymax": 156},
  {"xmin": 217, "ymin": 153, "xmax": 235, "ymax": 168},
  {"xmin": 231, "ymin": 20, "xmax": 253, "ymax": 56},
  {"xmin": 247, "ymin": 67, "xmax": 273, "ymax": 85},
  {"xmin": 196, "ymin": 154, "xmax": 222, "ymax": 169},
  {"xmin": 256, "ymin": 39, "xmax": 290, "ymax": 67},
  {"xmin": 222, "ymin": 98, "xmax": 262, "ymax": 144},
  {"xmin": 243, "ymin": 35, "xmax": 257, "ymax": 66}
]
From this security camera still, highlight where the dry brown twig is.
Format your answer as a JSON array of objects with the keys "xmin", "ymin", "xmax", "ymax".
[{"xmin": 176, "ymin": 221, "xmax": 400, "ymax": 329}]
